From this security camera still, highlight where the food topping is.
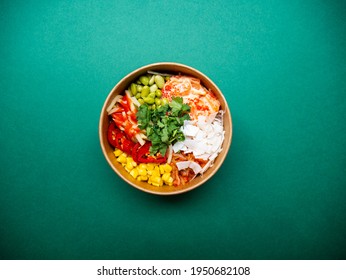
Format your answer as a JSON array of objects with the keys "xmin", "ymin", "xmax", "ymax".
[
  {"xmin": 162, "ymin": 75, "xmax": 221, "ymax": 120},
  {"xmin": 173, "ymin": 111, "xmax": 225, "ymax": 162},
  {"xmin": 132, "ymin": 142, "xmax": 167, "ymax": 164},
  {"xmin": 113, "ymin": 148, "xmax": 174, "ymax": 187},
  {"xmin": 136, "ymin": 97, "xmax": 190, "ymax": 157}
]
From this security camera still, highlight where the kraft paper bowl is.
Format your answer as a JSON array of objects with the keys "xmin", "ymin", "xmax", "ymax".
[{"xmin": 99, "ymin": 62, "xmax": 232, "ymax": 195}]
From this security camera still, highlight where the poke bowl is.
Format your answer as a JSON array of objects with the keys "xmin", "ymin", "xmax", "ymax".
[{"xmin": 99, "ymin": 62, "xmax": 232, "ymax": 195}]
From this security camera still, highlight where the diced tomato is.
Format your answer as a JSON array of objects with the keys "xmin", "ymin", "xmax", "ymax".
[
  {"xmin": 133, "ymin": 142, "xmax": 167, "ymax": 164},
  {"xmin": 108, "ymin": 122, "xmax": 118, "ymax": 148},
  {"xmin": 132, "ymin": 143, "xmax": 141, "ymax": 161},
  {"xmin": 119, "ymin": 99, "xmax": 130, "ymax": 113},
  {"xmin": 111, "ymin": 94, "xmax": 140, "ymax": 139},
  {"xmin": 108, "ymin": 122, "xmax": 135, "ymax": 154},
  {"xmin": 108, "ymin": 93, "xmax": 166, "ymax": 163},
  {"xmin": 122, "ymin": 138, "xmax": 134, "ymax": 154}
]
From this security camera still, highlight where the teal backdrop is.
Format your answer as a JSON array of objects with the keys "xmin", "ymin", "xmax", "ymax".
[{"xmin": 1, "ymin": 0, "xmax": 345, "ymax": 260}]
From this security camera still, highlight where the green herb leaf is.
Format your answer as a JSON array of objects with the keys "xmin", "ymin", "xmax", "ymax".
[
  {"xmin": 136, "ymin": 104, "xmax": 150, "ymax": 129},
  {"xmin": 136, "ymin": 98, "xmax": 190, "ymax": 155}
]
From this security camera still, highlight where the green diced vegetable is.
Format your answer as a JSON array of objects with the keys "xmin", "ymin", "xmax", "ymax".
[
  {"xmin": 130, "ymin": 83, "xmax": 137, "ymax": 95},
  {"xmin": 154, "ymin": 75, "xmax": 165, "ymax": 89},
  {"xmin": 148, "ymin": 75, "xmax": 155, "ymax": 86},
  {"xmin": 150, "ymin": 84, "xmax": 158, "ymax": 93},
  {"xmin": 141, "ymin": 86, "xmax": 150, "ymax": 97},
  {"xmin": 139, "ymin": 75, "xmax": 149, "ymax": 86}
]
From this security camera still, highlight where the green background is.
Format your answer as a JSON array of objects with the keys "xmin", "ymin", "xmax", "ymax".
[{"xmin": 1, "ymin": 0, "xmax": 345, "ymax": 260}]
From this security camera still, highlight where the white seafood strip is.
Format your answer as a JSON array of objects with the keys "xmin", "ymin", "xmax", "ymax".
[{"xmin": 174, "ymin": 111, "xmax": 225, "ymax": 173}]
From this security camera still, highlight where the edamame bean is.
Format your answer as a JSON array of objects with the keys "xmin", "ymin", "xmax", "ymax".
[
  {"xmin": 141, "ymin": 86, "xmax": 150, "ymax": 97},
  {"xmin": 143, "ymin": 97, "xmax": 155, "ymax": 104},
  {"xmin": 137, "ymin": 85, "xmax": 143, "ymax": 92},
  {"xmin": 148, "ymin": 75, "xmax": 155, "ymax": 86},
  {"xmin": 155, "ymin": 98, "xmax": 161, "ymax": 106},
  {"xmin": 139, "ymin": 75, "xmax": 149, "ymax": 86},
  {"xmin": 150, "ymin": 84, "xmax": 158, "ymax": 93},
  {"xmin": 164, "ymin": 76, "xmax": 170, "ymax": 82},
  {"xmin": 130, "ymin": 83, "xmax": 137, "ymax": 95},
  {"xmin": 148, "ymin": 92, "xmax": 156, "ymax": 99},
  {"xmin": 155, "ymin": 89, "xmax": 162, "ymax": 98},
  {"xmin": 154, "ymin": 75, "xmax": 165, "ymax": 89},
  {"xmin": 128, "ymin": 74, "xmax": 168, "ymax": 107}
]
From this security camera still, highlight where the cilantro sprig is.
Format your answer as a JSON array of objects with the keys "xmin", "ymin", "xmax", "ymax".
[{"xmin": 136, "ymin": 97, "xmax": 190, "ymax": 156}]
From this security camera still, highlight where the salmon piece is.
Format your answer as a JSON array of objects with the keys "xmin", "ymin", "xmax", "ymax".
[{"xmin": 162, "ymin": 76, "xmax": 220, "ymax": 120}]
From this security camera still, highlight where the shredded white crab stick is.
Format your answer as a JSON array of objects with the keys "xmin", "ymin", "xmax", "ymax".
[{"xmin": 173, "ymin": 111, "xmax": 225, "ymax": 174}]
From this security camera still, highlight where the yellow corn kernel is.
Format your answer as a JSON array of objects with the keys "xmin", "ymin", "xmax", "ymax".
[
  {"xmin": 147, "ymin": 169, "xmax": 153, "ymax": 176},
  {"xmin": 146, "ymin": 163, "xmax": 155, "ymax": 170},
  {"xmin": 150, "ymin": 176, "xmax": 163, "ymax": 186},
  {"xmin": 152, "ymin": 166, "xmax": 160, "ymax": 177},
  {"xmin": 126, "ymin": 157, "xmax": 135, "ymax": 164},
  {"xmin": 137, "ymin": 175, "xmax": 148, "ymax": 181},
  {"xmin": 138, "ymin": 168, "xmax": 147, "ymax": 176},
  {"xmin": 156, "ymin": 181, "xmax": 164, "ymax": 187},
  {"xmin": 117, "ymin": 154, "xmax": 127, "ymax": 164},
  {"xmin": 163, "ymin": 163, "xmax": 172, "ymax": 173},
  {"xmin": 159, "ymin": 165, "xmax": 165, "ymax": 175},
  {"xmin": 129, "ymin": 168, "xmax": 138, "ymax": 179},
  {"xmin": 162, "ymin": 173, "xmax": 171, "ymax": 182},
  {"xmin": 125, "ymin": 162, "xmax": 134, "ymax": 172},
  {"xmin": 127, "ymin": 157, "xmax": 137, "ymax": 168},
  {"xmin": 113, "ymin": 149, "xmax": 123, "ymax": 157},
  {"xmin": 166, "ymin": 177, "xmax": 173, "ymax": 184},
  {"xmin": 138, "ymin": 163, "xmax": 147, "ymax": 170}
]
